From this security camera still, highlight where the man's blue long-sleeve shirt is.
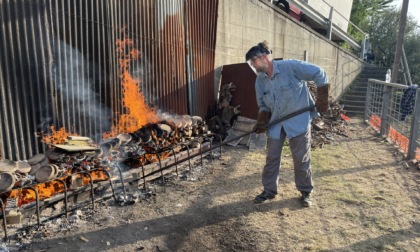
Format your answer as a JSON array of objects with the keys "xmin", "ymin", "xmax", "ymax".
[{"xmin": 255, "ymin": 59, "xmax": 328, "ymax": 139}]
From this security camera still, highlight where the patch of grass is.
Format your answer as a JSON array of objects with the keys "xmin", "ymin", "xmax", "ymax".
[{"xmin": 335, "ymin": 194, "xmax": 362, "ymax": 205}]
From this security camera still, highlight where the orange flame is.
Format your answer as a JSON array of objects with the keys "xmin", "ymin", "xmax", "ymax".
[
  {"xmin": 104, "ymin": 37, "xmax": 160, "ymax": 139},
  {"xmin": 4, "ymin": 170, "xmax": 109, "ymax": 207},
  {"xmin": 41, "ymin": 125, "xmax": 78, "ymax": 146}
]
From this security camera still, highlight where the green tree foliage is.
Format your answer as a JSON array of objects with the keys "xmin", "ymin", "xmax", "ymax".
[
  {"xmin": 350, "ymin": 0, "xmax": 420, "ymax": 84},
  {"xmin": 349, "ymin": 0, "xmax": 394, "ymax": 41}
]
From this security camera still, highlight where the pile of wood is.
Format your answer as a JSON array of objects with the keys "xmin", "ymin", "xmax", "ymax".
[
  {"xmin": 208, "ymin": 82, "xmax": 240, "ymax": 138},
  {"xmin": 310, "ymin": 100, "xmax": 350, "ymax": 148},
  {"xmin": 308, "ymin": 82, "xmax": 350, "ymax": 149}
]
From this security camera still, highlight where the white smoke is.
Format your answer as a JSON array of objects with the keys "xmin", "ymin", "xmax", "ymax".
[{"xmin": 52, "ymin": 39, "xmax": 111, "ymax": 136}]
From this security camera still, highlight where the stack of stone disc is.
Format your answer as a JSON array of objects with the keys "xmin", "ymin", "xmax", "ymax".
[
  {"xmin": 16, "ymin": 161, "xmax": 32, "ymax": 174},
  {"xmin": 0, "ymin": 160, "xmax": 17, "ymax": 193},
  {"xmin": 35, "ymin": 164, "xmax": 59, "ymax": 183},
  {"xmin": 27, "ymin": 153, "xmax": 49, "ymax": 175},
  {"xmin": 45, "ymin": 148, "xmax": 66, "ymax": 162}
]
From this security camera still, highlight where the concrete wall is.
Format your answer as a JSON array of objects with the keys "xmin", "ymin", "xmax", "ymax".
[
  {"xmin": 214, "ymin": 0, "xmax": 363, "ymax": 101},
  {"xmin": 307, "ymin": 0, "xmax": 353, "ymax": 31}
]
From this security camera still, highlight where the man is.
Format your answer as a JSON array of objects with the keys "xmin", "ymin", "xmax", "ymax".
[{"xmin": 245, "ymin": 41, "xmax": 329, "ymax": 207}]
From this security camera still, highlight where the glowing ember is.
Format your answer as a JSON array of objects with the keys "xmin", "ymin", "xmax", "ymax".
[
  {"xmin": 143, "ymin": 151, "xmax": 172, "ymax": 163},
  {"xmin": 7, "ymin": 180, "xmax": 67, "ymax": 206},
  {"xmin": 104, "ymin": 36, "xmax": 160, "ymax": 139},
  {"xmin": 3, "ymin": 170, "xmax": 109, "ymax": 207}
]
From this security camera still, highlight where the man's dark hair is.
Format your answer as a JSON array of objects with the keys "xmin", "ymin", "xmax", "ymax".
[{"xmin": 245, "ymin": 41, "xmax": 272, "ymax": 61}]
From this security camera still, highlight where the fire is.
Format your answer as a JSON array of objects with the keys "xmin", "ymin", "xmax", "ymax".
[
  {"xmin": 2, "ymin": 169, "xmax": 109, "ymax": 207},
  {"xmin": 7, "ymin": 180, "xmax": 67, "ymax": 206},
  {"xmin": 11, "ymin": 36, "xmax": 170, "ymax": 209},
  {"xmin": 41, "ymin": 126, "xmax": 78, "ymax": 146},
  {"xmin": 143, "ymin": 151, "xmax": 172, "ymax": 164},
  {"xmin": 104, "ymin": 37, "xmax": 160, "ymax": 139},
  {"xmin": 14, "ymin": 36, "xmax": 166, "ymax": 208}
]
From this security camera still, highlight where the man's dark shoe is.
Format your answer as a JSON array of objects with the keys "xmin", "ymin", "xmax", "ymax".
[
  {"xmin": 300, "ymin": 191, "xmax": 312, "ymax": 207},
  {"xmin": 254, "ymin": 191, "xmax": 275, "ymax": 203}
]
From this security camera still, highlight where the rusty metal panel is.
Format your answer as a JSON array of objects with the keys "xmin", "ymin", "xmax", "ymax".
[
  {"xmin": 47, "ymin": 0, "xmax": 114, "ymax": 139},
  {"xmin": 0, "ymin": 0, "xmax": 219, "ymax": 160},
  {"xmin": 105, "ymin": 0, "xmax": 189, "ymax": 118},
  {"xmin": 220, "ymin": 58, "xmax": 283, "ymax": 120},
  {"xmin": 185, "ymin": 0, "xmax": 218, "ymax": 118},
  {"xmin": 0, "ymin": 0, "xmax": 51, "ymax": 160},
  {"xmin": 220, "ymin": 63, "xmax": 259, "ymax": 119}
]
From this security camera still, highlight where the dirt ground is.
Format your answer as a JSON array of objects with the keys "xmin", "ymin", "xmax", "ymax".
[{"xmin": 4, "ymin": 118, "xmax": 420, "ymax": 251}]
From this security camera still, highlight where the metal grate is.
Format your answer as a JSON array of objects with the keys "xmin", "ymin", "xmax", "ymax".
[{"xmin": 365, "ymin": 79, "xmax": 420, "ymax": 160}]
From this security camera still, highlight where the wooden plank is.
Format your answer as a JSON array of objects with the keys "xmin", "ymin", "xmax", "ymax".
[{"xmin": 52, "ymin": 145, "xmax": 98, "ymax": 151}]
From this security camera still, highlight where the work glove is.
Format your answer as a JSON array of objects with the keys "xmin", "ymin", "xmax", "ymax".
[
  {"xmin": 315, "ymin": 84, "xmax": 330, "ymax": 113},
  {"xmin": 254, "ymin": 111, "xmax": 271, "ymax": 134}
]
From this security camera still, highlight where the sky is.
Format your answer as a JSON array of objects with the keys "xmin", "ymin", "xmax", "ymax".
[{"xmin": 392, "ymin": 0, "xmax": 420, "ymax": 22}]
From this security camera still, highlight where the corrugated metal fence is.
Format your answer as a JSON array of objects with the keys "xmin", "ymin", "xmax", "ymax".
[{"xmin": 0, "ymin": 0, "xmax": 218, "ymax": 160}]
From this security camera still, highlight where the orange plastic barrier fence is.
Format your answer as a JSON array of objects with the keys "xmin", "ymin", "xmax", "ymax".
[{"xmin": 369, "ymin": 114, "xmax": 420, "ymax": 160}]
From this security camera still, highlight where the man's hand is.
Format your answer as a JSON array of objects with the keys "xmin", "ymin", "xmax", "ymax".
[
  {"xmin": 316, "ymin": 84, "xmax": 330, "ymax": 113},
  {"xmin": 254, "ymin": 111, "xmax": 271, "ymax": 133}
]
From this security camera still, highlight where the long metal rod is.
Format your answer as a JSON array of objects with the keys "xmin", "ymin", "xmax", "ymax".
[
  {"xmin": 23, "ymin": 187, "xmax": 40, "ymax": 228},
  {"xmin": 114, "ymin": 164, "xmax": 127, "ymax": 198},
  {"xmin": 14, "ymin": 194, "xmax": 116, "ymax": 235},
  {"xmin": 140, "ymin": 161, "xmax": 147, "ymax": 189},
  {"xmin": 75, "ymin": 172, "xmax": 95, "ymax": 210},
  {"xmin": 179, "ymin": 143, "xmax": 192, "ymax": 171},
  {"xmin": 190, "ymin": 140, "xmax": 203, "ymax": 166},
  {"xmin": 0, "ymin": 198, "xmax": 8, "ymax": 241},
  {"xmin": 207, "ymin": 133, "xmax": 222, "ymax": 158},
  {"xmin": 94, "ymin": 168, "xmax": 117, "ymax": 203},
  {"xmin": 220, "ymin": 105, "xmax": 315, "ymax": 145},
  {"xmin": 142, "ymin": 106, "xmax": 315, "ymax": 180},
  {"xmin": 53, "ymin": 179, "xmax": 68, "ymax": 218},
  {"xmin": 203, "ymin": 136, "xmax": 214, "ymax": 161},
  {"xmin": 408, "ymin": 89, "xmax": 420, "ymax": 159},
  {"xmin": 167, "ymin": 147, "xmax": 178, "ymax": 177}
]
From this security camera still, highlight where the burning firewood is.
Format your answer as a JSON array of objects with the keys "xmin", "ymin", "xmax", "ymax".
[{"xmin": 0, "ymin": 113, "xmax": 214, "ymax": 213}]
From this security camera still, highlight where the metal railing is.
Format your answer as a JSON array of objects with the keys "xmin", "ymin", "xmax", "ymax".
[
  {"xmin": 269, "ymin": 0, "xmax": 367, "ymax": 54},
  {"xmin": 365, "ymin": 79, "xmax": 420, "ymax": 160}
]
